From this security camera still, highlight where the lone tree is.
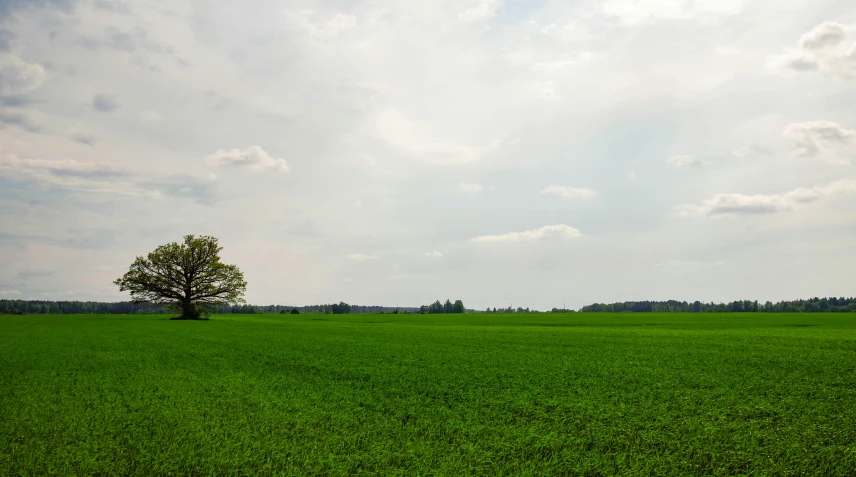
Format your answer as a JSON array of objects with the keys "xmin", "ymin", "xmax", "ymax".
[{"xmin": 114, "ymin": 235, "xmax": 247, "ymax": 320}]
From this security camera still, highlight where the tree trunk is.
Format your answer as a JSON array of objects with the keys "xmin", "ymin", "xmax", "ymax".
[{"xmin": 181, "ymin": 300, "xmax": 199, "ymax": 320}]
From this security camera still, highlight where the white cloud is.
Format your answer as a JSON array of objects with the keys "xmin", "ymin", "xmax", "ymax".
[
  {"xmin": 675, "ymin": 179, "xmax": 856, "ymax": 216},
  {"xmin": 627, "ymin": 172, "xmax": 638, "ymax": 180},
  {"xmin": 458, "ymin": 0, "xmax": 499, "ymax": 21},
  {"xmin": 139, "ymin": 110, "xmax": 162, "ymax": 122},
  {"xmin": 667, "ymin": 155, "xmax": 710, "ymax": 169},
  {"xmin": 602, "ymin": 0, "xmax": 747, "ymax": 24},
  {"xmin": 205, "ymin": 146, "xmax": 290, "ymax": 172},
  {"xmin": 0, "ymin": 289, "xmax": 22, "ymax": 296},
  {"xmin": 323, "ymin": 13, "xmax": 357, "ymax": 35},
  {"xmin": 529, "ymin": 81, "xmax": 558, "ymax": 100},
  {"xmin": 714, "ymin": 46, "xmax": 741, "ymax": 56},
  {"xmin": 285, "ymin": 11, "xmax": 357, "ymax": 41},
  {"xmin": 603, "ymin": 0, "xmax": 685, "ymax": 23},
  {"xmin": 471, "ymin": 224, "xmax": 582, "ymax": 243},
  {"xmin": 458, "ymin": 183, "xmax": 483, "ymax": 195},
  {"xmin": 354, "ymin": 153, "xmax": 379, "ymax": 167},
  {"xmin": 782, "ymin": 121, "xmax": 856, "ymax": 164},
  {"xmin": 532, "ymin": 60, "xmax": 578, "ymax": 72},
  {"xmin": 425, "ymin": 251, "xmax": 443, "ymax": 258},
  {"xmin": 208, "ymin": 172, "xmax": 217, "ymax": 181},
  {"xmin": 731, "ymin": 147, "xmax": 749, "ymax": 158},
  {"xmin": 655, "ymin": 259, "xmax": 724, "ymax": 268},
  {"xmin": 676, "ymin": 194, "xmax": 797, "ymax": 215},
  {"xmin": 799, "ymin": 22, "xmax": 852, "ymax": 50},
  {"xmin": 0, "ymin": 54, "xmax": 45, "ymax": 95},
  {"xmin": 732, "ymin": 145, "xmax": 773, "ymax": 158},
  {"xmin": 530, "ymin": 54, "xmax": 594, "ymax": 73},
  {"xmin": 375, "ymin": 110, "xmax": 483, "ymax": 165},
  {"xmin": 655, "ymin": 259, "xmax": 698, "ymax": 267},
  {"xmin": 346, "ymin": 253, "xmax": 378, "ymax": 262},
  {"xmin": 541, "ymin": 185, "xmax": 597, "ymax": 200},
  {"xmin": 768, "ymin": 23, "xmax": 856, "ymax": 78}
]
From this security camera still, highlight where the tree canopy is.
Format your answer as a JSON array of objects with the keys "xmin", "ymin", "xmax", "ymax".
[
  {"xmin": 576, "ymin": 298, "xmax": 856, "ymax": 313},
  {"xmin": 423, "ymin": 299, "xmax": 466, "ymax": 314},
  {"xmin": 114, "ymin": 235, "xmax": 247, "ymax": 319}
]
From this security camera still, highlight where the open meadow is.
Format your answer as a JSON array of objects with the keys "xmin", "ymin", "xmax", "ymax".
[{"xmin": 2, "ymin": 312, "xmax": 855, "ymax": 476}]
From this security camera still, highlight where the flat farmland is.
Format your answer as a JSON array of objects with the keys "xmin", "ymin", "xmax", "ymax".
[{"xmin": 1, "ymin": 313, "xmax": 855, "ymax": 476}]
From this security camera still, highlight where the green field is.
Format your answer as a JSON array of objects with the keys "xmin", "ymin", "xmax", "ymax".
[{"xmin": 2, "ymin": 313, "xmax": 855, "ymax": 476}]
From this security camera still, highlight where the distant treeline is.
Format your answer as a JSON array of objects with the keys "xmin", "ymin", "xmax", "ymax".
[
  {"xmin": 0, "ymin": 300, "xmax": 167, "ymax": 315},
  {"xmin": 211, "ymin": 303, "xmax": 425, "ymax": 314},
  {"xmin": 0, "ymin": 300, "xmax": 447, "ymax": 315},
  {"xmin": 578, "ymin": 298, "xmax": 856, "ymax": 313},
  {"xmin": 484, "ymin": 306, "xmax": 534, "ymax": 313},
  {"xmin": 302, "ymin": 303, "xmax": 420, "ymax": 314},
  {"xmin": 421, "ymin": 300, "xmax": 466, "ymax": 314},
  {"xmin": 4, "ymin": 297, "xmax": 855, "ymax": 315}
]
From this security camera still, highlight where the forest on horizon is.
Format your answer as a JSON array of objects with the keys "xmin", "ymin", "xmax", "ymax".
[{"xmin": 3, "ymin": 296, "xmax": 855, "ymax": 315}]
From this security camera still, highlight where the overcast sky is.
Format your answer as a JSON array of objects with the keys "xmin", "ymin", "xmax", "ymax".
[{"xmin": 1, "ymin": 0, "xmax": 855, "ymax": 309}]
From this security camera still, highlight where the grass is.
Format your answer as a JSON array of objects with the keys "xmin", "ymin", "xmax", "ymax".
[{"xmin": 1, "ymin": 312, "xmax": 856, "ymax": 476}]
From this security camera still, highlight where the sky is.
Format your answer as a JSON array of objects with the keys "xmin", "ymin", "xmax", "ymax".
[{"xmin": 0, "ymin": 0, "xmax": 855, "ymax": 310}]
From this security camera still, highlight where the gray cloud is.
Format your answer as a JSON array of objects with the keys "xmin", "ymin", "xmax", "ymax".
[
  {"xmin": 0, "ymin": 230, "xmax": 118, "ymax": 251},
  {"xmin": 92, "ymin": 93, "xmax": 118, "ymax": 112},
  {"xmin": 106, "ymin": 30, "xmax": 136, "ymax": 52},
  {"xmin": 0, "ymin": 29, "xmax": 12, "ymax": 51},
  {"xmin": 0, "ymin": 0, "xmax": 77, "ymax": 16},
  {"xmin": 78, "ymin": 27, "xmax": 189, "ymax": 67},
  {"xmin": 0, "ymin": 108, "xmax": 43, "ymax": 132},
  {"xmin": 654, "ymin": 260, "xmax": 724, "ymax": 268},
  {"xmin": 80, "ymin": 27, "xmax": 148, "ymax": 53},
  {"xmin": 284, "ymin": 218, "xmax": 322, "ymax": 238},
  {"xmin": 0, "ymin": 0, "xmax": 78, "ymax": 51},
  {"xmin": 203, "ymin": 90, "xmax": 229, "ymax": 110},
  {"xmin": 70, "ymin": 133, "xmax": 96, "ymax": 145},
  {"xmin": 0, "ymin": 54, "xmax": 46, "ymax": 95},
  {"xmin": 0, "ymin": 155, "xmax": 216, "ymax": 204},
  {"xmin": 770, "ymin": 51, "xmax": 818, "ymax": 72},
  {"xmin": 1, "ymin": 94, "xmax": 39, "ymax": 107},
  {"xmin": 18, "ymin": 269, "xmax": 55, "ymax": 279},
  {"xmin": 141, "ymin": 174, "xmax": 218, "ymax": 205},
  {"xmin": 7, "ymin": 157, "xmax": 128, "ymax": 179},
  {"xmin": 92, "ymin": 0, "xmax": 131, "ymax": 14}
]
